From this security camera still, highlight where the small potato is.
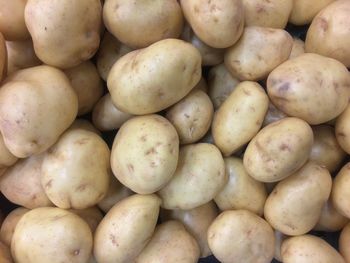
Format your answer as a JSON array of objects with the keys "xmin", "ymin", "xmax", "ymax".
[
  {"xmin": 166, "ymin": 89, "xmax": 213, "ymax": 144},
  {"xmin": 224, "ymin": 26, "xmax": 293, "ymax": 81},
  {"xmin": 111, "ymin": 115, "xmax": 179, "ymax": 194},
  {"xmin": 0, "ymin": 241, "xmax": 12, "ymax": 263},
  {"xmin": 103, "ymin": 0, "xmax": 183, "ymax": 48},
  {"xmin": 281, "ymin": 235, "xmax": 345, "ymax": 263},
  {"xmin": 0, "ymin": 33, "xmax": 6, "ymax": 82},
  {"xmin": 289, "ymin": 38, "xmax": 305, "ymax": 59},
  {"xmin": 332, "ymin": 163, "xmax": 350, "ymax": 218},
  {"xmin": 264, "ymin": 162, "xmax": 332, "ymax": 236},
  {"xmin": 69, "ymin": 207, "xmax": 103, "ymax": 233},
  {"xmin": 314, "ymin": 199, "xmax": 348, "ymax": 232},
  {"xmin": 69, "ymin": 119, "xmax": 101, "ymax": 135},
  {"xmin": 11, "ymin": 207, "xmax": 93, "ymax": 263},
  {"xmin": 107, "ymin": 39, "xmax": 201, "ymax": 115},
  {"xmin": 25, "ymin": 0, "xmax": 101, "ymax": 68},
  {"xmin": 135, "ymin": 221, "xmax": 200, "ymax": 263},
  {"xmin": 262, "ymin": 102, "xmax": 287, "ymax": 127},
  {"xmin": 208, "ymin": 210, "xmax": 274, "ymax": 263},
  {"xmin": 0, "ymin": 133, "xmax": 17, "ymax": 169},
  {"xmin": 214, "ymin": 157, "xmax": 267, "ymax": 216},
  {"xmin": 158, "ymin": 143, "xmax": 226, "ymax": 210},
  {"xmin": 340, "ymin": 222, "xmax": 350, "ymax": 262},
  {"xmin": 94, "ymin": 194, "xmax": 160, "ymax": 263},
  {"xmin": 267, "ymin": 54, "xmax": 350, "ymax": 125},
  {"xmin": 181, "ymin": 0, "xmax": 244, "ymax": 48},
  {"xmin": 274, "ymin": 230, "xmax": 287, "ymax": 262},
  {"xmin": 64, "ymin": 61, "xmax": 103, "ymax": 116},
  {"xmin": 212, "ymin": 81, "xmax": 269, "ymax": 156},
  {"xmin": 336, "ymin": 104, "xmax": 350, "ymax": 154}
]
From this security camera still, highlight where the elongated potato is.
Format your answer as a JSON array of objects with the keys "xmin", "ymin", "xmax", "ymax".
[
  {"xmin": 336, "ymin": 104, "xmax": 350, "ymax": 154},
  {"xmin": 262, "ymin": 102, "xmax": 287, "ymax": 127},
  {"xmin": 314, "ymin": 199, "xmax": 348, "ymax": 232},
  {"xmin": 0, "ymin": 133, "xmax": 17, "ymax": 169},
  {"xmin": 340, "ymin": 223, "xmax": 350, "ymax": 262},
  {"xmin": 289, "ymin": 38, "xmax": 305, "ymax": 59},
  {"xmin": 332, "ymin": 163, "xmax": 350, "ymax": 218},
  {"xmin": 0, "ymin": 241, "xmax": 12, "ymax": 263},
  {"xmin": 0, "ymin": 33, "xmax": 7, "ymax": 82},
  {"xmin": 69, "ymin": 207, "xmax": 103, "ymax": 234}
]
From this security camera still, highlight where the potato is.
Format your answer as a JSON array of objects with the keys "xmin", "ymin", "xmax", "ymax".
[
  {"xmin": 212, "ymin": 81, "xmax": 269, "ymax": 156},
  {"xmin": 340, "ymin": 222, "xmax": 350, "ymax": 262},
  {"xmin": 0, "ymin": 153, "xmax": 52, "ymax": 208},
  {"xmin": 314, "ymin": 199, "xmax": 348, "ymax": 232},
  {"xmin": 0, "ymin": 241, "xmax": 12, "ymax": 263},
  {"xmin": 11, "ymin": 207, "xmax": 93, "ymax": 263},
  {"xmin": 0, "ymin": 33, "xmax": 7, "ymax": 82},
  {"xmin": 336, "ymin": 104, "xmax": 350, "ymax": 154},
  {"xmin": 92, "ymin": 93, "xmax": 134, "ymax": 131},
  {"xmin": 262, "ymin": 102, "xmax": 287, "ymax": 127},
  {"xmin": 160, "ymin": 201, "xmax": 218, "ymax": 258},
  {"xmin": 64, "ymin": 61, "xmax": 103, "ymax": 116},
  {"xmin": 103, "ymin": 0, "xmax": 183, "ymax": 48},
  {"xmin": 193, "ymin": 77, "xmax": 208, "ymax": 93},
  {"xmin": 69, "ymin": 207, "xmax": 103, "ymax": 233},
  {"xmin": 94, "ymin": 194, "xmax": 160, "ymax": 263},
  {"xmin": 242, "ymin": 0, "xmax": 293, "ymax": 29},
  {"xmin": 274, "ymin": 230, "xmax": 287, "ymax": 262},
  {"xmin": 0, "ymin": 133, "xmax": 17, "ymax": 169},
  {"xmin": 310, "ymin": 125, "xmax": 346, "ymax": 173},
  {"xmin": 332, "ymin": 163, "xmax": 350, "ymax": 218},
  {"xmin": 224, "ymin": 26, "xmax": 293, "ymax": 81},
  {"xmin": 181, "ymin": 0, "xmax": 244, "ymax": 48},
  {"xmin": 0, "ymin": 65, "xmax": 78, "ymax": 158},
  {"xmin": 264, "ymin": 162, "xmax": 332, "ymax": 235},
  {"xmin": 107, "ymin": 39, "xmax": 201, "ymax": 115},
  {"xmin": 69, "ymin": 119, "xmax": 101, "ymax": 135},
  {"xmin": 135, "ymin": 221, "xmax": 200, "ymax": 263},
  {"xmin": 281, "ymin": 235, "xmax": 345, "ymax": 263},
  {"xmin": 41, "ymin": 129, "xmax": 110, "ymax": 209},
  {"xmin": 289, "ymin": 38, "xmax": 305, "ymax": 59},
  {"xmin": 166, "ymin": 89, "xmax": 213, "ymax": 144},
  {"xmin": 158, "ymin": 143, "xmax": 226, "ymax": 210},
  {"xmin": 267, "ymin": 54, "xmax": 350, "ymax": 125},
  {"xmin": 25, "ymin": 0, "xmax": 101, "ymax": 68},
  {"xmin": 215, "ymin": 157, "xmax": 267, "ymax": 216},
  {"xmin": 208, "ymin": 210, "xmax": 274, "ymax": 263}
]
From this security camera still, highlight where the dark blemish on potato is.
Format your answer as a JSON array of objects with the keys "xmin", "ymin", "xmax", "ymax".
[
  {"xmin": 32, "ymin": 194, "xmax": 37, "ymax": 200},
  {"xmin": 337, "ymin": 132, "xmax": 346, "ymax": 137},
  {"xmin": 213, "ymin": 17, "xmax": 219, "ymax": 23},
  {"xmin": 127, "ymin": 164, "xmax": 134, "ymax": 173},
  {"xmin": 285, "ymin": 222, "xmax": 296, "ymax": 230},
  {"xmin": 75, "ymin": 138, "xmax": 89, "ymax": 145},
  {"xmin": 146, "ymin": 147, "xmax": 157, "ymax": 155},
  {"xmin": 52, "ymin": 214, "xmax": 66, "ymax": 221},
  {"xmin": 76, "ymin": 184, "xmax": 87, "ymax": 192},
  {"xmin": 318, "ymin": 17, "xmax": 328, "ymax": 32},
  {"xmin": 45, "ymin": 179, "xmax": 53, "ymax": 189},
  {"xmin": 256, "ymin": 120, "xmax": 262, "ymax": 126},
  {"xmin": 249, "ymin": 106, "xmax": 256, "ymax": 112},
  {"xmin": 278, "ymin": 82, "xmax": 290, "ymax": 94},
  {"xmin": 194, "ymin": 5, "xmax": 199, "ymax": 13},
  {"xmin": 232, "ymin": 60, "xmax": 241, "ymax": 65},
  {"xmin": 182, "ymin": 64, "xmax": 187, "ymax": 72},
  {"xmin": 184, "ymin": 113, "xmax": 190, "ymax": 119},
  {"xmin": 140, "ymin": 135, "xmax": 147, "ymax": 142},
  {"xmin": 44, "ymin": 27, "xmax": 47, "ymax": 31},
  {"xmin": 243, "ymin": 89, "xmax": 251, "ymax": 96},
  {"xmin": 256, "ymin": 5, "xmax": 265, "ymax": 13},
  {"xmin": 246, "ymin": 229, "xmax": 252, "ymax": 238},
  {"xmin": 279, "ymin": 144, "xmax": 291, "ymax": 152},
  {"xmin": 31, "ymin": 139, "xmax": 38, "ymax": 146},
  {"xmin": 109, "ymin": 234, "xmax": 119, "ymax": 247},
  {"xmin": 157, "ymin": 90, "xmax": 165, "ymax": 98},
  {"xmin": 72, "ymin": 249, "xmax": 80, "ymax": 256},
  {"xmin": 114, "ymin": 4, "xmax": 119, "ymax": 10},
  {"xmin": 150, "ymin": 161, "xmax": 157, "ymax": 168}
]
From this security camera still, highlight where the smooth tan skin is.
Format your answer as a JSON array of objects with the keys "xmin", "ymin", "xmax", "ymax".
[
  {"xmin": 281, "ymin": 235, "xmax": 345, "ymax": 263},
  {"xmin": 69, "ymin": 119, "xmax": 101, "ymax": 135},
  {"xmin": 215, "ymin": 157, "xmax": 267, "ymax": 216},
  {"xmin": 161, "ymin": 202, "xmax": 218, "ymax": 258},
  {"xmin": 94, "ymin": 194, "xmax": 160, "ymax": 263},
  {"xmin": 0, "ymin": 241, "xmax": 12, "ymax": 263},
  {"xmin": 274, "ymin": 230, "xmax": 287, "ymax": 262},
  {"xmin": 290, "ymin": 0, "xmax": 335, "ymax": 25},
  {"xmin": 64, "ymin": 61, "xmax": 103, "ymax": 116},
  {"xmin": 25, "ymin": 0, "xmax": 101, "ymax": 68},
  {"xmin": 0, "ymin": 33, "xmax": 7, "ymax": 82},
  {"xmin": 0, "ymin": 208, "xmax": 29, "ymax": 246},
  {"xmin": 332, "ymin": 163, "xmax": 350, "ymax": 218},
  {"xmin": 262, "ymin": 102, "xmax": 287, "ymax": 127},
  {"xmin": 166, "ymin": 89, "xmax": 213, "ymax": 144},
  {"xmin": 181, "ymin": 0, "xmax": 244, "ymax": 48},
  {"xmin": 107, "ymin": 39, "xmax": 201, "ymax": 115},
  {"xmin": 158, "ymin": 143, "xmax": 226, "ymax": 210},
  {"xmin": 69, "ymin": 207, "xmax": 103, "ymax": 234},
  {"xmin": 0, "ymin": 133, "xmax": 17, "ymax": 169},
  {"xmin": 135, "ymin": 221, "xmax": 200, "ymax": 263},
  {"xmin": 267, "ymin": 53, "xmax": 350, "ymax": 125},
  {"xmin": 225, "ymin": 26, "xmax": 293, "ymax": 81},
  {"xmin": 336, "ymin": 104, "xmax": 350, "ymax": 154},
  {"xmin": 208, "ymin": 210, "xmax": 274, "ymax": 263},
  {"xmin": 12, "ymin": 207, "xmax": 93, "ymax": 263},
  {"xmin": 264, "ymin": 162, "xmax": 332, "ymax": 236},
  {"xmin": 41, "ymin": 129, "xmax": 110, "ymax": 209},
  {"xmin": 111, "ymin": 115, "xmax": 179, "ymax": 194},
  {"xmin": 289, "ymin": 38, "xmax": 305, "ymax": 59},
  {"xmin": 0, "ymin": 65, "xmax": 78, "ymax": 158},
  {"xmin": 212, "ymin": 81, "xmax": 269, "ymax": 156},
  {"xmin": 0, "ymin": 154, "xmax": 52, "ymax": 208},
  {"xmin": 340, "ymin": 223, "xmax": 350, "ymax": 262}
]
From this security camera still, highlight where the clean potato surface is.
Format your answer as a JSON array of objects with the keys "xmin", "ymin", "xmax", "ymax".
[{"xmin": 0, "ymin": 133, "xmax": 17, "ymax": 169}]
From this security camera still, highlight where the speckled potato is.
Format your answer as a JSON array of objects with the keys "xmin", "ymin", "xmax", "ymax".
[
  {"xmin": 264, "ymin": 162, "xmax": 332, "ymax": 236},
  {"xmin": 289, "ymin": 38, "xmax": 305, "ymax": 59},
  {"xmin": 69, "ymin": 207, "xmax": 103, "ymax": 233},
  {"xmin": 340, "ymin": 222, "xmax": 350, "ymax": 262},
  {"xmin": 158, "ymin": 143, "xmax": 226, "ymax": 210},
  {"xmin": 25, "ymin": 0, "xmax": 102, "ymax": 68},
  {"xmin": 267, "ymin": 53, "xmax": 350, "ymax": 125},
  {"xmin": 336, "ymin": 105, "xmax": 350, "ymax": 154},
  {"xmin": 107, "ymin": 39, "xmax": 201, "ymax": 115},
  {"xmin": 262, "ymin": 102, "xmax": 287, "ymax": 127},
  {"xmin": 41, "ymin": 129, "xmax": 110, "ymax": 209},
  {"xmin": 215, "ymin": 157, "xmax": 267, "ymax": 215},
  {"xmin": 0, "ymin": 33, "xmax": 7, "ymax": 82},
  {"xmin": 314, "ymin": 199, "xmax": 348, "ymax": 232},
  {"xmin": 0, "ymin": 133, "xmax": 17, "ymax": 169},
  {"xmin": 212, "ymin": 81, "xmax": 269, "ymax": 156},
  {"xmin": 332, "ymin": 163, "xmax": 350, "ymax": 218},
  {"xmin": 224, "ymin": 26, "xmax": 293, "ymax": 81},
  {"xmin": 290, "ymin": 0, "xmax": 335, "ymax": 25},
  {"xmin": 274, "ymin": 230, "xmax": 287, "ymax": 262},
  {"xmin": 0, "ymin": 241, "xmax": 12, "ymax": 263},
  {"xmin": 11, "ymin": 207, "xmax": 93, "ymax": 263},
  {"xmin": 135, "ymin": 221, "xmax": 200, "ymax": 263},
  {"xmin": 0, "ymin": 65, "xmax": 78, "ymax": 158},
  {"xmin": 94, "ymin": 194, "xmax": 160, "ymax": 263}
]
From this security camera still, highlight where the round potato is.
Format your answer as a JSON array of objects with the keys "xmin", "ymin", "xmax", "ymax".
[
  {"xmin": 274, "ymin": 230, "xmax": 287, "ymax": 262},
  {"xmin": 264, "ymin": 162, "xmax": 332, "ymax": 236},
  {"xmin": 0, "ymin": 241, "xmax": 12, "ymax": 263},
  {"xmin": 314, "ymin": 199, "xmax": 348, "ymax": 232},
  {"xmin": 94, "ymin": 194, "xmax": 160, "ymax": 263},
  {"xmin": 340, "ymin": 222, "xmax": 350, "ymax": 262},
  {"xmin": 0, "ymin": 133, "xmax": 17, "ymax": 169},
  {"xmin": 289, "ymin": 38, "xmax": 305, "ymax": 59},
  {"xmin": 332, "ymin": 163, "xmax": 350, "ymax": 218},
  {"xmin": 25, "ymin": 0, "xmax": 101, "ymax": 68},
  {"xmin": 107, "ymin": 38, "xmax": 201, "ymax": 115},
  {"xmin": 336, "ymin": 104, "xmax": 350, "ymax": 154},
  {"xmin": 69, "ymin": 207, "xmax": 103, "ymax": 234},
  {"xmin": 69, "ymin": 119, "xmax": 101, "ymax": 135},
  {"xmin": 158, "ymin": 143, "xmax": 226, "ymax": 210},
  {"xmin": 267, "ymin": 54, "xmax": 350, "ymax": 125},
  {"xmin": 135, "ymin": 220, "xmax": 200, "ymax": 263},
  {"xmin": 0, "ymin": 33, "xmax": 7, "ymax": 82},
  {"xmin": 262, "ymin": 102, "xmax": 287, "ymax": 127},
  {"xmin": 212, "ymin": 81, "xmax": 269, "ymax": 156},
  {"xmin": 215, "ymin": 157, "xmax": 267, "ymax": 215},
  {"xmin": 11, "ymin": 207, "xmax": 93, "ymax": 263},
  {"xmin": 224, "ymin": 26, "xmax": 293, "ymax": 81}
]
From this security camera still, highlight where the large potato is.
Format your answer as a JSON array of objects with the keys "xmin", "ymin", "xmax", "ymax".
[
  {"xmin": 332, "ymin": 163, "xmax": 350, "ymax": 218},
  {"xmin": 111, "ymin": 115, "xmax": 179, "ymax": 194},
  {"xmin": 94, "ymin": 194, "xmax": 160, "ymax": 263},
  {"xmin": 0, "ymin": 133, "xmax": 17, "ymax": 169},
  {"xmin": 224, "ymin": 26, "xmax": 293, "ymax": 81},
  {"xmin": 212, "ymin": 81, "xmax": 269, "ymax": 156},
  {"xmin": 107, "ymin": 39, "xmax": 201, "ymax": 115},
  {"xmin": 0, "ymin": 33, "xmax": 6, "ymax": 82},
  {"xmin": 0, "ymin": 65, "xmax": 78, "ymax": 158},
  {"xmin": 264, "ymin": 162, "xmax": 332, "ymax": 235},
  {"xmin": 11, "ymin": 207, "xmax": 93, "ymax": 263},
  {"xmin": 69, "ymin": 207, "xmax": 103, "ymax": 234},
  {"xmin": 208, "ymin": 210, "xmax": 274, "ymax": 263},
  {"xmin": 0, "ymin": 241, "xmax": 12, "ymax": 263},
  {"xmin": 340, "ymin": 222, "xmax": 350, "ymax": 262},
  {"xmin": 289, "ymin": 38, "xmax": 305, "ymax": 59},
  {"xmin": 314, "ymin": 199, "xmax": 348, "ymax": 232},
  {"xmin": 262, "ymin": 102, "xmax": 287, "ymax": 127},
  {"xmin": 336, "ymin": 104, "xmax": 350, "ymax": 154},
  {"xmin": 25, "ymin": 0, "xmax": 101, "ymax": 68},
  {"xmin": 158, "ymin": 143, "xmax": 226, "ymax": 210}
]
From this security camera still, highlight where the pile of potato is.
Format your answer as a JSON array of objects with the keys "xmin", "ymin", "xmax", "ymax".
[{"xmin": 0, "ymin": 0, "xmax": 349, "ymax": 263}]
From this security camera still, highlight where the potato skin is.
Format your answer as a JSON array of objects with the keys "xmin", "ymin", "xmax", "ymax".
[
  {"xmin": 336, "ymin": 104, "xmax": 350, "ymax": 154},
  {"xmin": 262, "ymin": 102, "xmax": 287, "ymax": 127},
  {"xmin": 0, "ymin": 133, "xmax": 17, "ymax": 169},
  {"xmin": 0, "ymin": 33, "xmax": 7, "ymax": 82},
  {"xmin": 107, "ymin": 39, "xmax": 201, "ymax": 115},
  {"xmin": 290, "ymin": 0, "xmax": 335, "ymax": 25},
  {"xmin": 314, "ymin": 199, "xmax": 348, "ymax": 232},
  {"xmin": 340, "ymin": 223, "xmax": 350, "ymax": 262},
  {"xmin": 69, "ymin": 207, "xmax": 103, "ymax": 234},
  {"xmin": 0, "ymin": 241, "xmax": 12, "ymax": 263},
  {"xmin": 289, "ymin": 38, "xmax": 305, "ymax": 59},
  {"xmin": 274, "ymin": 230, "xmax": 287, "ymax": 262},
  {"xmin": 332, "ymin": 163, "xmax": 350, "ymax": 218}
]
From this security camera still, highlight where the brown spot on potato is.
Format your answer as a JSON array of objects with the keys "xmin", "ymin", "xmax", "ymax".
[
  {"xmin": 184, "ymin": 113, "xmax": 190, "ymax": 118},
  {"xmin": 279, "ymin": 144, "xmax": 291, "ymax": 152},
  {"xmin": 278, "ymin": 82, "xmax": 290, "ymax": 94},
  {"xmin": 213, "ymin": 17, "xmax": 219, "ymax": 23},
  {"xmin": 140, "ymin": 135, "xmax": 147, "ymax": 142},
  {"xmin": 150, "ymin": 161, "xmax": 157, "ymax": 167},
  {"xmin": 182, "ymin": 65, "xmax": 187, "ymax": 72},
  {"xmin": 127, "ymin": 164, "xmax": 134, "ymax": 173},
  {"xmin": 76, "ymin": 184, "xmax": 87, "ymax": 192},
  {"xmin": 109, "ymin": 234, "xmax": 119, "ymax": 247},
  {"xmin": 75, "ymin": 138, "xmax": 89, "ymax": 145},
  {"xmin": 256, "ymin": 4, "xmax": 265, "ymax": 13},
  {"xmin": 146, "ymin": 148, "xmax": 157, "ymax": 155},
  {"xmin": 337, "ymin": 132, "xmax": 346, "ymax": 137},
  {"xmin": 243, "ymin": 89, "xmax": 251, "ymax": 96},
  {"xmin": 318, "ymin": 17, "xmax": 328, "ymax": 32},
  {"xmin": 249, "ymin": 106, "xmax": 256, "ymax": 112},
  {"xmin": 45, "ymin": 179, "xmax": 53, "ymax": 189}
]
